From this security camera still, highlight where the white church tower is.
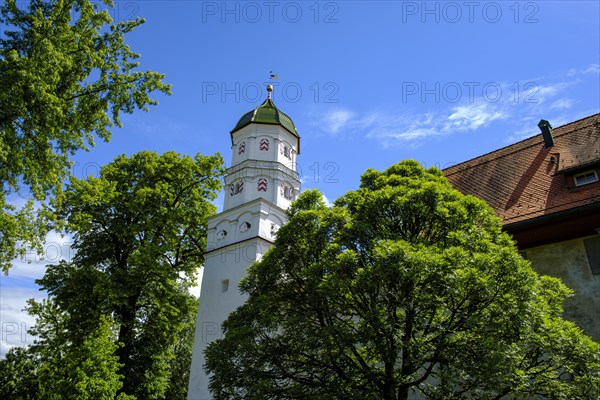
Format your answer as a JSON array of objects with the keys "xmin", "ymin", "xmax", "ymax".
[{"xmin": 188, "ymin": 85, "xmax": 300, "ymax": 400}]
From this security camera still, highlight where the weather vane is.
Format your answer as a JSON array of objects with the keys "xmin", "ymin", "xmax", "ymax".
[{"xmin": 268, "ymin": 71, "xmax": 279, "ymax": 99}]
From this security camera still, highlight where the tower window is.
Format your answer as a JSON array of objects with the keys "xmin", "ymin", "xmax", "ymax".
[
  {"xmin": 221, "ymin": 279, "xmax": 230, "ymax": 292},
  {"xmin": 280, "ymin": 143, "xmax": 291, "ymax": 159},
  {"xmin": 216, "ymin": 230, "xmax": 227, "ymax": 240},
  {"xmin": 280, "ymin": 184, "xmax": 295, "ymax": 200},
  {"xmin": 238, "ymin": 142, "xmax": 246, "ymax": 155},
  {"xmin": 574, "ymin": 170, "xmax": 598, "ymax": 187},
  {"xmin": 230, "ymin": 181, "xmax": 244, "ymax": 196},
  {"xmin": 240, "ymin": 222, "xmax": 251, "ymax": 232}
]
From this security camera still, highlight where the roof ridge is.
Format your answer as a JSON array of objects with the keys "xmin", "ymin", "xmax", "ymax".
[{"xmin": 444, "ymin": 113, "xmax": 600, "ymax": 175}]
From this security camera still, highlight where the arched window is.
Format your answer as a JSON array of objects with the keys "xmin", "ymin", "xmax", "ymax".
[{"xmin": 240, "ymin": 222, "xmax": 251, "ymax": 232}]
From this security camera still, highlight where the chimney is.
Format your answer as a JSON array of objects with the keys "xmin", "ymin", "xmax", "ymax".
[{"xmin": 538, "ymin": 119, "xmax": 554, "ymax": 148}]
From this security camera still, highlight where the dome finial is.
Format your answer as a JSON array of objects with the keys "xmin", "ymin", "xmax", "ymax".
[{"xmin": 267, "ymin": 84, "xmax": 273, "ymax": 100}]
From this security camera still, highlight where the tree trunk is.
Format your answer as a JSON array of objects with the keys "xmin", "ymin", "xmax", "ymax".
[
  {"xmin": 397, "ymin": 385, "xmax": 409, "ymax": 400},
  {"xmin": 398, "ymin": 283, "xmax": 415, "ymax": 400},
  {"xmin": 116, "ymin": 291, "xmax": 141, "ymax": 395}
]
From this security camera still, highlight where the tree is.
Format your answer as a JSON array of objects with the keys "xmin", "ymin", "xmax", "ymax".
[
  {"xmin": 0, "ymin": 299, "xmax": 133, "ymax": 400},
  {"xmin": 0, "ymin": 0, "xmax": 170, "ymax": 271},
  {"xmin": 162, "ymin": 294, "xmax": 199, "ymax": 400},
  {"xmin": 0, "ymin": 346, "xmax": 40, "ymax": 399},
  {"xmin": 36, "ymin": 150, "xmax": 224, "ymax": 399},
  {"xmin": 205, "ymin": 160, "xmax": 600, "ymax": 400}
]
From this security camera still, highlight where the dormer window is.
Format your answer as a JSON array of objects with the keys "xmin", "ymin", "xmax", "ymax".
[{"xmin": 574, "ymin": 170, "xmax": 598, "ymax": 187}]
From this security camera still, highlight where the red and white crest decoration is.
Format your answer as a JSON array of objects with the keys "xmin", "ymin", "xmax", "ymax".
[
  {"xmin": 279, "ymin": 183, "xmax": 285, "ymax": 195},
  {"xmin": 279, "ymin": 143, "xmax": 284, "ymax": 154},
  {"xmin": 257, "ymin": 178, "xmax": 268, "ymax": 192},
  {"xmin": 259, "ymin": 139, "xmax": 269, "ymax": 151},
  {"xmin": 238, "ymin": 142, "xmax": 246, "ymax": 155}
]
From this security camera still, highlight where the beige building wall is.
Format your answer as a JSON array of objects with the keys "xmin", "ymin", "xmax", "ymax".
[{"xmin": 522, "ymin": 234, "xmax": 600, "ymax": 342}]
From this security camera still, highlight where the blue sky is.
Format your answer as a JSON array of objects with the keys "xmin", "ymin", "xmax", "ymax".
[{"xmin": 1, "ymin": 0, "xmax": 599, "ymax": 356}]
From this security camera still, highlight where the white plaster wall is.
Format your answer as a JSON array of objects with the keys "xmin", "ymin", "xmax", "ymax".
[
  {"xmin": 223, "ymin": 168, "xmax": 299, "ymax": 211},
  {"xmin": 188, "ymin": 199, "xmax": 288, "ymax": 400},
  {"xmin": 188, "ymin": 237, "xmax": 272, "ymax": 400},
  {"xmin": 523, "ymin": 234, "xmax": 600, "ymax": 342},
  {"xmin": 231, "ymin": 125, "xmax": 298, "ymax": 168},
  {"xmin": 189, "ymin": 119, "xmax": 299, "ymax": 399}
]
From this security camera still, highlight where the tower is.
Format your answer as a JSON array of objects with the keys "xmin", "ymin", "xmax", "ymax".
[{"xmin": 187, "ymin": 86, "xmax": 300, "ymax": 400}]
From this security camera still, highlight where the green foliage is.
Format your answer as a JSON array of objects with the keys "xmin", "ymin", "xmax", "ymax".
[
  {"xmin": 162, "ymin": 293, "xmax": 199, "ymax": 399},
  {"xmin": 0, "ymin": 300, "xmax": 132, "ymax": 400},
  {"xmin": 0, "ymin": 0, "xmax": 171, "ymax": 271},
  {"xmin": 35, "ymin": 150, "xmax": 224, "ymax": 399},
  {"xmin": 205, "ymin": 160, "xmax": 600, "ymax": 400},
  {"xmin": 2, "ymin": 151, "xmax": 222, "ymax": 399},
  {"xmin": 0, "ymin": 346, "xmax": 40, "ymax": 399}
]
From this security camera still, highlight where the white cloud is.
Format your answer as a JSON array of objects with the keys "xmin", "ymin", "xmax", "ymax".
[
  {"xmin": 315, "ymin": 95, "xmax": 510, "ymax": 146},
  {"xmin": 503, "ymin": 112, "xmax": 583, "ymax": 144},
  {"xmin": 0, "ymin": 341, "xmax": 14, "ymax": 357},
  {"xmin": 314, "ymin": 65, "xmax": 596, "ymax": 146},
  {"xmin": 567, "ymin": 63, "xmax": 599, "ymax": 76},
  {"xmin": 0, "ymin": 231, "xmax": 73, "ymax": 358},
  {"xmin": 320, "ymin": 109, "xmax": 355, "ymax": 134},
  {"xmin": 446, "ymin": 103, "xmax": 507, "ymax": 131},
  {"xmin": 352, "ymin": 102, "xmax": 506, "ymax": 146},
  {"xmin": 9, "ymin": 231, "xmax": 74, "ymax": 281},
  {"xmin": 533, "ymin": 81, "xmax": 574, "ymax": 104},
  {"xmin": 582, "ymin": 64, "xmax": 600, "ymax": 74},
  {"xmin": 550, "ymin": 98, "xmax": 574, "ymax": 110},
  {"xmin": 0, "ymin": 286, "xmax": 45, "ymax": 357}
]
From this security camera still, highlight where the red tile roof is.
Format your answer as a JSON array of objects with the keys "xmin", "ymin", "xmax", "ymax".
[{"xmin": 444, "ymin": 113, "xmax": 600, "ymax": 225}]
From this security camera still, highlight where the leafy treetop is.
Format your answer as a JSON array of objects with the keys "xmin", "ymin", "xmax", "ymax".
[
  {"xmin": 206, "ymin": 160, "xmax": 600, "ymax": 400},
  {"xmin": 0, "ymin": 0, "xmax": 170, "ymax": 271}
]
